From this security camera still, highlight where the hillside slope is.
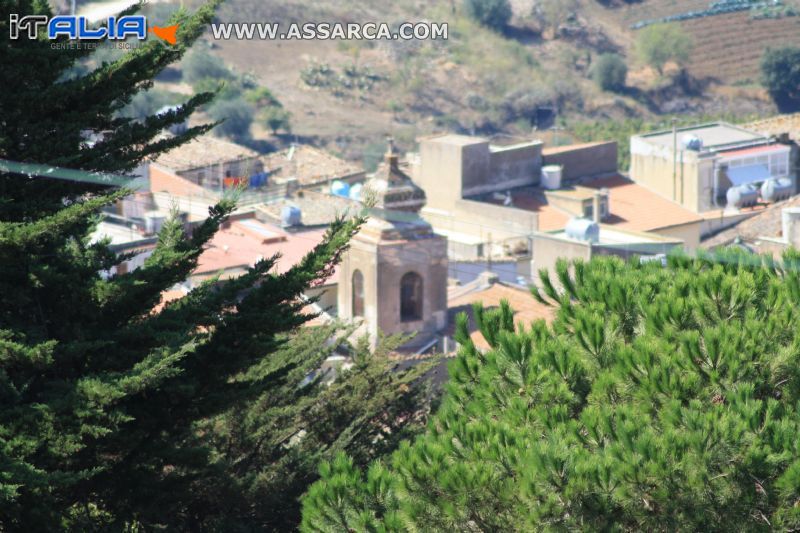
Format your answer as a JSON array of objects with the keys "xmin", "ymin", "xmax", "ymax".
[{"xmin": 172, "ymin": 0, "xmax": 797, "ymax": 158}]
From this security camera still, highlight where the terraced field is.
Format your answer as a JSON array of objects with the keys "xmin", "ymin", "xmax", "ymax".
[
  {"xmin": 681, "ymin": 11, "xmax": 800, "ymax": 82},
  {"xmin": 610, "ymin": 0, "xmax": 800, "ymax": 83}
]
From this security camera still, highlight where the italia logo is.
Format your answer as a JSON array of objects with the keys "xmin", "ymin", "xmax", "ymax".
[{"xmin": 8, "ymin": 14, "xmax": 179, "ymax": 45}]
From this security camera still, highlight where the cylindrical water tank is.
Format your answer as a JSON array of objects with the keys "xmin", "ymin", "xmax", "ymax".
[
  {"xmin": 726, "ymin": 184, "xmax": 758, "ymax": 208},
  {"xmin": 280, "ymin": 205, "xmax": 302, "ymax": 228},
  {"xmin": 540, "ymin": 165, "xmax": 563, "ymax": 190},
  {"xmin": 565, "ymin": 218, "xmax": 599, "ymax": 243},
  {"xmin": 682, "ymin": 134, "xmax": 703, "ymax": 151},
  {"xmin": 761, "ymin": 178, "xmax": 793, "ymax": 203},
  {"xmin": 330, "ymin": 180, "xmax": 350, "ymax": 197},
  {"xmin": 349, "ymin": 182, "xmax": 363, "ymax": 200}
]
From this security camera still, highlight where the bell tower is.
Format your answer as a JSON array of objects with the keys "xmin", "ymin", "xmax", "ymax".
[{"xmin": 338, "ymin": 139, "xmax": 448, "ymax": 346}]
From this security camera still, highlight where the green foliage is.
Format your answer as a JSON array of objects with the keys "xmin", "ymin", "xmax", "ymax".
[
  {"xmin": 246, "ymin": 86, "xmax": 282, "ymax": 108},
  {"xmin": 260, "ymin": 105, "xmax": 292, "ymax": 134},
  {"xmin": 761, "ymin": 46, "xmax": 800, "ymax": 112},
  {"xmin": 463, "ymin": 0, "xmax": 512, "ymax": 31},
  {"xmin": 635, "ymin": 23, "xmax": 693, "ymax": 74},
  {"xmin": 0, "ymin": 0, "xmax": 428, "ymax": 528},
  {"xmin": 197, "ymin": 328, "xmax": 434, "ymax": 530},
  {"xmin": 117, "ymin": 88, "xmax": 183, "ymax": 121},
  {"xmin": 591, "ymin": 53, "xmax": 628, "ymax": 92},
  {"xmin": 303, "ymin": 251, "xmax": 800, "ymax": 531},
  {"xmin": 181, "ymin": 47, "xmax": 234, "ymax": 85},
  {"xmin": 207, "ymin": 97, "xmax": 255, "ymax": 140}
]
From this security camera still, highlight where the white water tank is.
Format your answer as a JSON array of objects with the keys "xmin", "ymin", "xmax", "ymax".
[
  {"xmin": 761, "ymin": 178, "xmax": 793, "ymax": 203},
  {"xmin": 682, "ymin": 134, "xmax": 703, "ymax": 151},
  {"xmin": 726, "ymin": 184, "xmax": 758, "ymax": 208},
  {"xmin": 280, "ymin": 205, "xmax": 302, "ymax": 228},
  {"xmin": 565, "ymin": 218, "xmax": 599, "ymax": 243},
  {"xmin": 541, "ymin": 165, "xmax": 563, "ymax": 190}
]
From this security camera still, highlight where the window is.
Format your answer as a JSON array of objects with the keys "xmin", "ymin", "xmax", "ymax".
[
  {"xmin": 352, "ymin": 270, "xmax": 364, "ymax": 318},
  {"xmin": 400, "ymin": 272, "xmax": 423, "ymax": 322}
]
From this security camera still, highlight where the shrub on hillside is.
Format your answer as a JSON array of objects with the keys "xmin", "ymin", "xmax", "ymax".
[
  {"xmin": 181, "ymin": 48, "xmax": 234, "ymax": 85},
  {"xmin": 761, "ymin": 47, "xmax": 800, "ymax": 112},
  {"xmin": 591, "ymin": 53, "xmax": 628, "ymax": 92},
  {"xmin": 464, "ymin": 0, "xmax": 512, "ymax": 31},
  {"xmin": 208, "ymin": 97, "xmax": 254, "ymax": 140},
  {"xmin": 635, "ymin": 23, "xmax": 692, "ymax": 75},
  {"xmin": 260, "ymin": 106, "xmax": 292, "ymax": 134}
]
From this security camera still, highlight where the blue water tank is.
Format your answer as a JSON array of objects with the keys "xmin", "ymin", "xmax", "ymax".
[
  {"xmin": 330, "ymin": 180, "xmax": 350, "ymax": 197},
  {"xmin": 349, "ymin": 183, "xmax": 363, "ymax": 200},
  {"xmin": 280, "ymin": 205, "xmax": 302, "ymax": 228}
]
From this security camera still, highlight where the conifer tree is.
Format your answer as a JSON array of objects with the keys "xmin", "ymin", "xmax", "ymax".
[
  {"xmin": 0, "ymin": 1, "xmax": 430, "ymax": 528},
  {"xmin": 303, "ymin": 250, "xmax": 800, "ymax": 531}
]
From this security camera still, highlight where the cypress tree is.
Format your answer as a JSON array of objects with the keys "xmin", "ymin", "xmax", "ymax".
[
  {"xmin": 0, "ymin": 1, "xmax": 431, "ymax": 528},
  {"xmin": 303, "ymin": 250, "xmax": 800, "ymax": 531}
]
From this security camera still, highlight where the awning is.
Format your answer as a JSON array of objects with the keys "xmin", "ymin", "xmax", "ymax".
[{"xmin": 727, "ymin": 164, "xmax": 771, "ymax": 186}]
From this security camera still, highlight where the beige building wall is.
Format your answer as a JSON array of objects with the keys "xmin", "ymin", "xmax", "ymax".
[
  {"xmin": 531, "ymin": 234, "xmax": 591, "ymax": 277},
  {"xmin": 652, "ymin": 221, "xmax": 702, "ymax": 252},
  {"xmin": 338, "ymin": 232, "xmax": 448, "ymax": 344},
  {"xmin": 414, "ymin": 135, "xmax": 542, "ymax": 210},
  {"xmin": 630, "ymin": 137, "xmax": 705, "ymax": 213},
  {"xmin": 543, "ymin": 141, "xmax": 618, "ymax": 180}
]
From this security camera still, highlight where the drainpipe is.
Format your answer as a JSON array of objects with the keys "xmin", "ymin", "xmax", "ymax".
[{"xmin": 592, "ymin": 191, "xmax": 602, "ymax": 224}]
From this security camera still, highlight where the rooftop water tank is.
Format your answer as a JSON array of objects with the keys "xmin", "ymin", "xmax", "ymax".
[
  {"xmin": 349, "ymin": 182, "xmax": 363, "ymax": 201},
  {"xmin": 143, "ymin": 211, "xmax": 166, "ymax": 235},
  {"xmin": 280, "ymin": 205, "xmax": 302, "ymax": 228},
  {"xmin": 541, "ymin": 165, "xmax": 563, "ymax": 190},
  {"xmin": 761, "ymin": 178, "xmax": 793, "ymax": 203},
  {"xmin": 726, "ymin": 183, "xmax": 759, "ymax": 209},
  {"xmin": 565, "ymin": 217, "xmax": 599, "ymax": 243},
  {"xmin": 682, "ymin": 134, "xmax": 703, "ymax": 151},
  {"xmin": 330, "ymin": 180, "xmax": 350, "ymax": 198}
]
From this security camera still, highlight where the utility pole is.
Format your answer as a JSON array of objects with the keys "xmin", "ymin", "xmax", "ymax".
[{"xmin": 672, "ymin": 117, "xmax": 678, "ymax": 202}]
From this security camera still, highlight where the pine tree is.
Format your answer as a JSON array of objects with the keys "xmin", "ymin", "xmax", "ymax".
[
  {"xmin": 0, "ymin": 1, "xmax": 430, "ymax": 528},
  {"xmin": 303, "ymin": 250, "xmax": 800, "ymax": 531}
]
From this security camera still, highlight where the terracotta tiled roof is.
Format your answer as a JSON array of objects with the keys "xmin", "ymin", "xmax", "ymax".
[
  {"xmin": 484, "ymin": 175, "xmax": 702, "ymax": 232},
  {"xmin": 257, "ymin": 190, "xmax": 362, "ymax": 228},
  {"xmin": 702, "ymin": 194, "xmax": 800, "ymax": 249},
  {"xmin": 194, "ymin": 217, "xmax": 338, "ymax": 283},
  {"xmin": 446, "ymin": 275, "xmax": 555, "ymax": 351},
  {"xmin": 582, "ymin": 175, "xmax": 703, "ymax": 231},
  {"xmin": 152, "ymin": 289, "xmax": 189, "ymax": 314},
  {"xmin": 261, "ymin": 145, "xmax": 363, "ymax": 186},
  {"xmin": 153, "ymin": 135, "xmax": 259, "ymax": 172},
  {"xmin": 718, "ymin": 144, "xmax": 789, "ymax": 158}
]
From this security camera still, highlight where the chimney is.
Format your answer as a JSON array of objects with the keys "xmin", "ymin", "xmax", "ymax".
[
  {"xmin": 592, "ymin": 191, "xmax": 602, "ymax": 223},
  {"xmin": 782, "ymin": 207, "xmax": 800, "ymax": 248}
]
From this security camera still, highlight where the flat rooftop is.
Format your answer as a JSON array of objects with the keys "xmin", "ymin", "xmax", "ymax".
[
  {"xmin": 549, "ymin": 225, "xmax": 681, "ymax": 246},
  {"xmin": 638, "ymin": 122, "xmax": 767, "ymax": 150},
  {"xmin": 425, "ymin": 134, "xmax": 488, "ymax": 146}
]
